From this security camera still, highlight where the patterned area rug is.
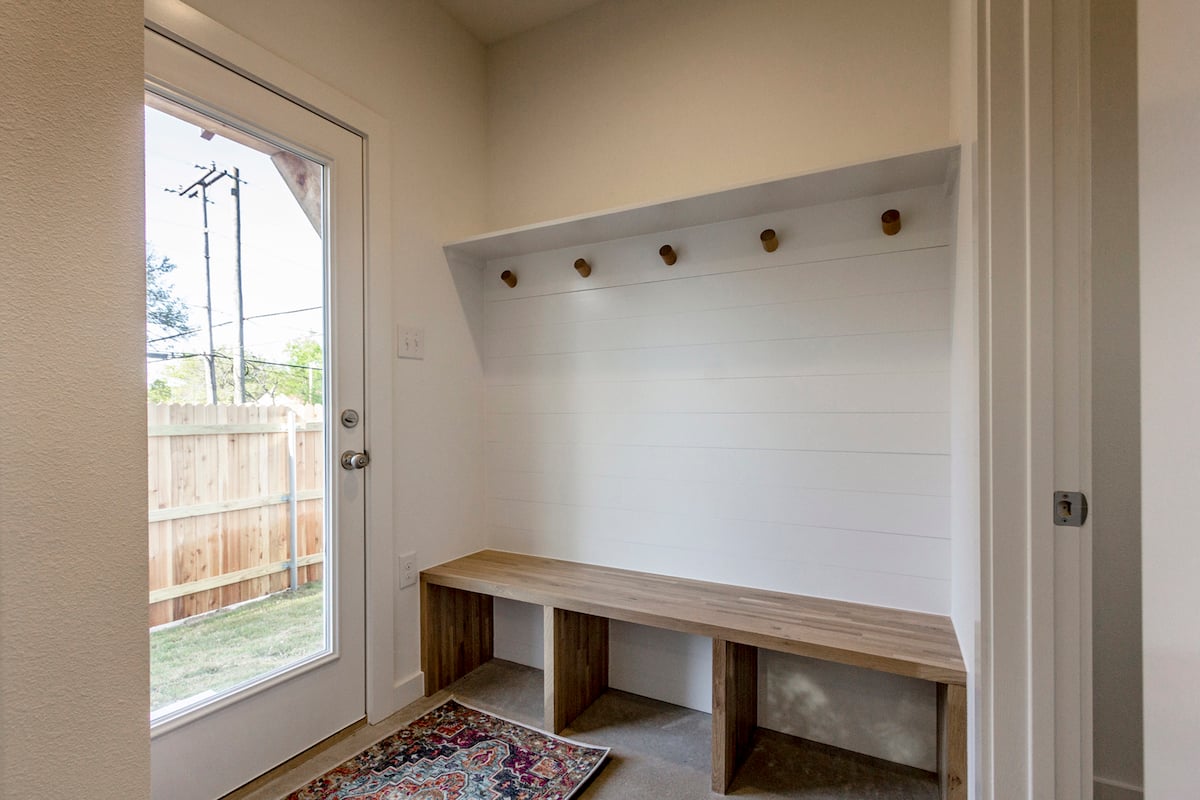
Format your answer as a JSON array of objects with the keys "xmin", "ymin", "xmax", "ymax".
[{"xmin": 286, "ymin": 699, "xmax": 609, "ymax": 800}]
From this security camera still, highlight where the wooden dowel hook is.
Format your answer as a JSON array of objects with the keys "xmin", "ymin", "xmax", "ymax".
[
  {"xmin": 881, "ymin": 209, "xmax": 902, "ymax": 236},
  {"xmin": 574, "ymin": 258, "xmax": 592, "ymax": 278},
  {"xmin": 500, "ymin": 269, "xmax": 518, "ymax": 288},
  {"xmin": 659, "ymin": 244, "xmax": 677, "ymax": 266},
  {"xmin": 760, "ymin": 228, "xmax": 779, "ymax": 253}
]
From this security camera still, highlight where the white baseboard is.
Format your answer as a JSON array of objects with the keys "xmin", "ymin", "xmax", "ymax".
[
  {"xmin": 392, "ymin": 671, "xmax": 425, "ymax": 713},
  {"xmin": 1094, "ymin": 776, "xmax": 1144, "ymax": 800}
]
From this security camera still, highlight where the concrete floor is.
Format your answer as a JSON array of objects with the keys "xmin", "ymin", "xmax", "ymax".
[{"xmin": 227, "ymin": 659, "xmax": 937, "ymax": 800}]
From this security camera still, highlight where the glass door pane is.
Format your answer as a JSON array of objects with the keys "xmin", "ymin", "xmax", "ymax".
[{"xmin": 145, "ymin": 95, "xmax": 329, "ymax": 722}]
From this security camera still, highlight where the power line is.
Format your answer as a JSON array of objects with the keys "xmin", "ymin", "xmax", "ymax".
[
  {"xmin": 148, "ymin": 306, "xmax": 321, "ymax": 344},
  {"xmin": 246, "ymin": 306, "xmax": 322, "ymax": 321},
  {"xmin": 244, "ymin": 355, "xmax": 323, "ymax": 371},
  {"xmin": 148, "ymin": 326, "xmax": 210, "ymax": 344},
  {"xmin": 147, "ymin": 351, "xmax": 323, "ymax": 371}
]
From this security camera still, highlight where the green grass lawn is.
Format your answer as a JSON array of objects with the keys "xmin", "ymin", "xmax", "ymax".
[{"xmin": 150, "ymin": 581, "xmax": 325, "ymax": 713}]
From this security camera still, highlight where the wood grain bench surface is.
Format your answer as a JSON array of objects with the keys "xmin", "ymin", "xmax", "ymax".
[{"xmin": 421, "ymin": 548, "xmax": 966, "ymax": 686}]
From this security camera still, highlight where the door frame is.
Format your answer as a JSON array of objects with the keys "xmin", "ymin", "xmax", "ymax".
[
  {"xmin": 976, "ymin": 0, "xmax": 1094, "ymax": 797},
  {"xmin": 144, "ymin": 0, "xmax": 400, "ymax": 723}
]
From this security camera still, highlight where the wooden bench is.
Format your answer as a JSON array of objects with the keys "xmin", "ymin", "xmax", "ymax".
[{"xmin": 421, "ymin": 549, "xmax": 967, "ymax": 798}]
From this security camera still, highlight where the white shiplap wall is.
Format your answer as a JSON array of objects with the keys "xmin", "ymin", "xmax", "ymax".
[{"xmin": 483, "ymin": 186, "xmax": 952, "ymax": 770}]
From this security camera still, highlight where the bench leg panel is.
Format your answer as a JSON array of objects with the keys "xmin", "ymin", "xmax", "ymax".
[
  {"xmin": 712, "ymin": 638, "xmax": 758, "ymax": 794},
  {"xmin": 544, "ymin": 606, "xmax": 609, "ymax": 733},
  {"xmin": 420, "ymin": 579, "xmax": 493, "ymax": 696},
  {"xmin": 937, "ymin": 682, "xmax": 968, "ymax": 800}
]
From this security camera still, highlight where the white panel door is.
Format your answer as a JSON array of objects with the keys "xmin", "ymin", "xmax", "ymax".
[{"xmin": 145, "ymin": 28, "xmax": 366, "ymax": 800}]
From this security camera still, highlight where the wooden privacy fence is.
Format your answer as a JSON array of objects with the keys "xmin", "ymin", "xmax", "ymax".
[{"xmin": 148, "ymin": 403, "xmax": 325, "ymax": 627}]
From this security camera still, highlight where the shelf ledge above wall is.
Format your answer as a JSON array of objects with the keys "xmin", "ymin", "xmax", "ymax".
[{"xmin": 444, "ymin": 146, "xmax": 959, "ymax": 263}]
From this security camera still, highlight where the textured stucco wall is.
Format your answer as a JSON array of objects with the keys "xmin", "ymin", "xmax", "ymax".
[{"xmin": 0, "ymin": 1, "xmax": 150, "ymax": 797}]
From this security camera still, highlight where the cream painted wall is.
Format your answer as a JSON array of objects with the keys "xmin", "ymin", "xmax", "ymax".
[
  {"xmin": 1138, "ymin": 1, "xmax": 1199, "ymax": 797},
  {"xmin": 0, "ymin": 1, "xmax": 150, "ymax": 797},
  {"xmin": 1091, "ymin": 2, "xmax": 1143, "ymax": 797},
  {"xmin": 486, "ymin": 0, "xmax": 951, "ymax": 230},
  {"xmin": 183, "ymin": 0, "xmax": 491, "ymax": 695}
]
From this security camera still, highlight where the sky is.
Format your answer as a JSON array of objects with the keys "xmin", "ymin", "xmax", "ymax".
[{"xmin": 144, "ymin": 102, "xmax": 325, "ymax": 384}]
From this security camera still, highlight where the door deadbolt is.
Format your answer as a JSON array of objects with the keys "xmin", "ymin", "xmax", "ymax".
[
  {"xmin": 340, "ymin": 409, "xmax": 360, "ymax": 428},
  {"xmin": 340, "ymin": 450, "xmax": 370, "ymax": 470}
]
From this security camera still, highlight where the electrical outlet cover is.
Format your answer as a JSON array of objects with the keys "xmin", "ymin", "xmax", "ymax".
[{"xmin": 398, "ymin": 551, "xmax": 418, "ymax": 588}]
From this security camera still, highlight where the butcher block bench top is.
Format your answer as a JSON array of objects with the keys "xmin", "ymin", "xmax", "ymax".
[{"xmin": 421, "ymin": 549, "xmax": 966, "ymax": 685}]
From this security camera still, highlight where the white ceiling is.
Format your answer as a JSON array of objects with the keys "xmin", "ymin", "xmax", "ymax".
[{"xmin": 436, "ymin": 0, "xmax": 605, "ymax": 44}]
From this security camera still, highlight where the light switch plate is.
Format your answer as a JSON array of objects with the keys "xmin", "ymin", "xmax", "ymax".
[{"xmin": 396, "ymin": 325, "xmax": 424, "ymax": 359}]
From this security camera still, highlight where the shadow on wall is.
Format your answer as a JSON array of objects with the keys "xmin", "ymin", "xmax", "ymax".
[
  {"xmin": 445, "ymin": 249, "xmax": 486, "ymax": 366},
  {"xmin": 759, "ymin": 651, "xmax": 936, "ymax": 772}
]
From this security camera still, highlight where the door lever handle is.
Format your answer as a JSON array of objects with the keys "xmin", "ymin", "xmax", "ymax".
[{"xmin": 340, "ymin": 450, "xmax": 370, "ymax": 470}]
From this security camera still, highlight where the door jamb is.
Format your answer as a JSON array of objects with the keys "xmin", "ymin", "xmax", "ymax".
[
  {"xmin": 1052, "ymin": 0, "xmax": 1094, "ymax": 796},
  {"xmin": 977, "ymin": 0, "xmax": 1093, "ymax": 796}
]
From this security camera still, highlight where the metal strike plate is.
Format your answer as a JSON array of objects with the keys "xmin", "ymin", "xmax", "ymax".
[{"xmin": 1053, "ymin": 491, "xmax": 1088, "ymax": 527}]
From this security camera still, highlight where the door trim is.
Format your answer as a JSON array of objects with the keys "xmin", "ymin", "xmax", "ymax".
[
  {"xmin": 144, "ymin": 0, "xmax": 401, "ymax": 723},
  {"xmin": 976, "ymin": 0, "xmax": 1094, "ymax": 796}
]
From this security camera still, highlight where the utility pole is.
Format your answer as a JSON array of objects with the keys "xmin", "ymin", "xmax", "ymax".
[
  {"xmin": 171, "ymin": 164, "xmax": 219, "ymax": 404},
  {"xmin": 170, "ymin": 163, "xmax": 247, "ymax": 404},
  {"xmin": 230, "ymin": 167, "xmax": 246, "ymax": 405}
]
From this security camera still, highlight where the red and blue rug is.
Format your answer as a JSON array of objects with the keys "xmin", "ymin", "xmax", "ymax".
[{"xmin": 286, "ymin": 699, "xmax": 610, "ymax": 800}]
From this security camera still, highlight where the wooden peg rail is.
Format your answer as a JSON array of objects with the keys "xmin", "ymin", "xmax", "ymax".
[
  {"xmin": 881, "ymin": 209, "xmax": 902, "ymax": 236},
  {"xmin": 421, "ymin": 550, "xmax": 967, "ymax": 799},
  {"xmin": 503, "ymin": 220, "xmax": 905, "ymax": 285},
  {"xmin": 760, "ymin": 228, "xmax": 779, "ymax": 252}
]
